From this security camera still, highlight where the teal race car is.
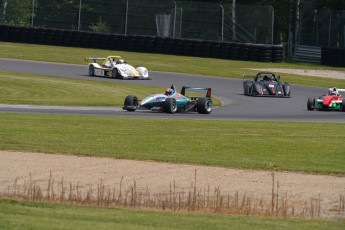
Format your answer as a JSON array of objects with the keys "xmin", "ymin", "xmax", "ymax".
[{"xmin": 123, "ymin": 85, "xmax": 213, "ymax": 114}]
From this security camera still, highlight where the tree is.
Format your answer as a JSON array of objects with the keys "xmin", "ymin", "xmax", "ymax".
[{"xmin": 1, "ymin": 0, "xmax": 32, "ymax": 26}]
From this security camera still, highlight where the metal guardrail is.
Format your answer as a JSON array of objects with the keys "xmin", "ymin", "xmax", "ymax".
[{"xmin": 293, "ymin": 45, "xmax": 321, "ymax": 63}]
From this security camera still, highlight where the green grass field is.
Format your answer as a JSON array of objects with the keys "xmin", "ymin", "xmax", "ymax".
[
  {"xmin": 1, "ymin": 200, "xmax": 344, "ymax": 230},
  {"xmin": 1, "ymin": 113, "xmax": 344, "ymax": 174},
  {"xmin": 1, "ymin": 42, "xmax": 345, "ymax": 228}
]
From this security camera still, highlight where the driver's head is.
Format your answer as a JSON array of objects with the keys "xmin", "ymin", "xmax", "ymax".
[
  {"xmin": 165, "ymin": 88, "xmax": 174, "ymax": 96},
  {"xmin": 118, "ymin": 59, "xmax": 125, "ymax": 64},
  {"xmin": 330, "ymin": 87, "xmax": 338, "ymax": 95}
]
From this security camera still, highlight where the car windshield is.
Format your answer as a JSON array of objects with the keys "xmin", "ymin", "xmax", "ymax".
[{"xmin": 257, "ymin": 74, "xmax": 276, "ymax": 82}]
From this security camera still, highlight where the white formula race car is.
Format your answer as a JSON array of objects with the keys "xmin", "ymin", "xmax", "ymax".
[{"xmin": 85, "ymin": 56, "xmax": 150, "ymax": 80}]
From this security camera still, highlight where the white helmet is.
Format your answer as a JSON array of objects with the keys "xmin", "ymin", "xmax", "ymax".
[{"xmin": 329, "ymin": 87, "xmax": 339, "ymax": 95}]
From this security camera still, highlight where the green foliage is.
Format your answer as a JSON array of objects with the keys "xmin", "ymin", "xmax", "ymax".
[
  {"xmin": 0, "ymin": 0, "xmax": 32, "ymax": 26},
  {"xmin": 89, "ymin": 17, "xmax": 111, "ymax": 33}
]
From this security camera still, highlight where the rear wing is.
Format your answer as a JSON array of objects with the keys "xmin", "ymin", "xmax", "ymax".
[
  {"xmin": 242, "ymin": 74, "xmax": 256, "ymax": 82},
  {"xmin": 84, "ymin": 56, "xmax": 122, "ymax": 65},
  {"xmin": 84, "ymin": 57, "xmax": 106, "ymax": 63},
  {"xmin": 180, "ymin": 86, "xmax": 211, "ymax": 98},
  {"xmin": 243, "ymin": 72, "xmax": 280, "ymax": 82}
]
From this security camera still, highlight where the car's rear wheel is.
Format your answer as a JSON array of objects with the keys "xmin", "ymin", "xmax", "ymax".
[
  {"xmin": 163, "ymin": 98, "xmax": 177, "ymax": 113},
  {"xmin": 342, "ymin": 99, "xmax": 345, "ymax": 112},
  {"xmin": 124, "ymin": 95, "xmax": 138, "ymax": 111},
  {"xmin": 196, "ymin": 97, "xmax": 213, "ymax": 114},
  {"xmin": 88, "ymin": 65, "xmax": 94, "ymax": 76},
  {"xmin": 307, "ymin": 97, "xmax": 315, "ymax": 111},
  {"xmin": 112, "ymin": 68, "xmax": 118, "ymax": 78}
]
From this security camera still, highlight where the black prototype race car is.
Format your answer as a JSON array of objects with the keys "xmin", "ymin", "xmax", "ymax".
[{"xmin": 243, "ymin": 72, "xmax": 291, "ymax": 97}]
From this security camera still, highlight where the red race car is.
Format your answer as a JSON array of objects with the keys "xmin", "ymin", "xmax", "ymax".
[{"xmin": 307, "ymin": 87, "xmax": 345, "ymax": 111}]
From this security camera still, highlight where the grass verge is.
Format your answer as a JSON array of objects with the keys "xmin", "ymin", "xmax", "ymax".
[
  {"xmin": 0, "ymin": 71, "xmax": 220, "ymax": 106},
  {"xmin": 1, "ymin": 42, "xmax": 345, "ymax": 88},
  {"xmin": 1, "ymin": 113, "xmax": 344, "ymax": 174},
  {"xmin": 0, "ymin": 200, "xmax": 344, "ymax": 230}
]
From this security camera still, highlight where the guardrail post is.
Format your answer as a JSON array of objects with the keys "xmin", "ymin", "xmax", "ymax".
[
  {"xmin": 219, "ymin": 4, "xmax": 224, "ymax": 42},
  {"xmin": 125, "ymin": 0, "xmax": 128, "ymax": 35},
  {"xmin": 271, "ymin": 6, "xmax": 274, "ymax": 44},
  {"xmin": 31, "ymin": 0, "xmax": 35, "ymax": 27},
  {"xmin": 77, "ymin": 0, "xmax": 82, "ymax": 31},
  {"xmin": 173, "ymin": 1, "xmax": 176, "ymax": 38}
]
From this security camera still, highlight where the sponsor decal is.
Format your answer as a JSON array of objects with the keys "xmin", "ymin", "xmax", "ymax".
[
  {"xmin": 95, "ymin": 69, "xmax": 104, "ymax": 76},
  {"xmin": 155, "ymin": 97, "xmax": 165, "ymax": 102}
]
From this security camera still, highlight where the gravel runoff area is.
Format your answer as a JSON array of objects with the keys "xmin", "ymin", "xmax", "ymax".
[
  {"xmin": 251, "ymin": 68, "xmax": 345, "ymax": 80},
  {"xmin": 0, "ymin": 151, "xmax": 344, "ymax": 219}
]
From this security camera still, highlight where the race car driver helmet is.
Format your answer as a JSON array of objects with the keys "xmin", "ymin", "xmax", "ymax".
[
  {"xmin": 164, "ymin": 88, "xmax": 174, "ymax": 96},
  {"xmin": 329, "ymin": 87, "xmax": 339, "ymax": 95},
  {"xmin": 117, "ymin": 59, "xmax": 125, "ymax": 64}
]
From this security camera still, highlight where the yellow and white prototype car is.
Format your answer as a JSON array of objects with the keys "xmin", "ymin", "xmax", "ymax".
[{"xmin": 85, "ymin": 56, "xmax": 150, "ymax": 80}]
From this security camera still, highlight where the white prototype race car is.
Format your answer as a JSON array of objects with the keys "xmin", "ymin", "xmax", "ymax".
[{"xmin": 85, "ymin": 56, "xmax": 150, "ymax": 80}]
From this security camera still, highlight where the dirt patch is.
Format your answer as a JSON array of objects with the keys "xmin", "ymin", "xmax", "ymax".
[{"xmin": 0, "ymin": 151, "xmax": 344, "ymax": 219}]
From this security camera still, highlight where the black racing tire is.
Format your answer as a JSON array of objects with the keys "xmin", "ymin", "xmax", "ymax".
[
  {"xmin": 88, "ymin": 65, "xmax": 94, "ymax": 76},
  {"xmin": 342, "ymin": 99, "xmax": 345, "ymax": 112},
  {"xmin": 124, "ymin": 95, "xmax": 138, "ymax": 111},
  {"xmin": 196, "ymin": 97, "xmax": 213, "ymax": 114},
  {"xmin": 249, "ymin": 85, "xmax": 255, "ymax": 96},
  {"xmin": 112, "ymin": 68, "xmax": 118, "ymax": 78},
  {"xmin": 307, "ymin": 97, "xmax": 315, "ymax": 111},
  {"xmin": 283, "ymin": 85, "xmax": 291, "ymax": 97},
  {"xmin": 243, "ymin": 84, "xmax": 248, "ymax": 95},
  {"xmin": 163, "ymin": 98, "xmax": 177, "ymax": 113}
]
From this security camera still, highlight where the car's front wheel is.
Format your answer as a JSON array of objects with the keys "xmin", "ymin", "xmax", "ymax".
[
  {"xmin": 196, "ymin": 97, "xmax": 213, "ymax": 114},
  {"xmin": 307, "ymin": 97, "xmax": 315, "ymax": 111},
  {"xmin": 124, "ymin": 95, "xmax": 138, "ymax": 111},
  {"xmin": 163, "ymin": 98, "xmax": 177, "ymax": 113},
  {"xmin": 249, "ymin": 85, "xmax": 255, "ymax": 96},
  {"xmin": 342, "ymin": 99, "xmax": 345, "ymax": 112},
  {"xmin": 88, "ymin": 65, "xmax": 94, "ymax": 76}
]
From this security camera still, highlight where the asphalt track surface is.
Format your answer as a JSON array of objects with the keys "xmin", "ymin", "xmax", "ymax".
[{"xmin": 0, "ymin": 58, "xmax": 344, "ymax": 122}]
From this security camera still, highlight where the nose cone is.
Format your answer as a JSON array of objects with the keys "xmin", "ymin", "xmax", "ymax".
[{"xmin": 322, "ymin": 96, "xmax": 333, "ymax": 107}]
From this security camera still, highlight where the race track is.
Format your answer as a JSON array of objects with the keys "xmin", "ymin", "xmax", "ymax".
[{"xmin": 1, "ymin": 58, "xmax": 344, "ymax": 122}]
